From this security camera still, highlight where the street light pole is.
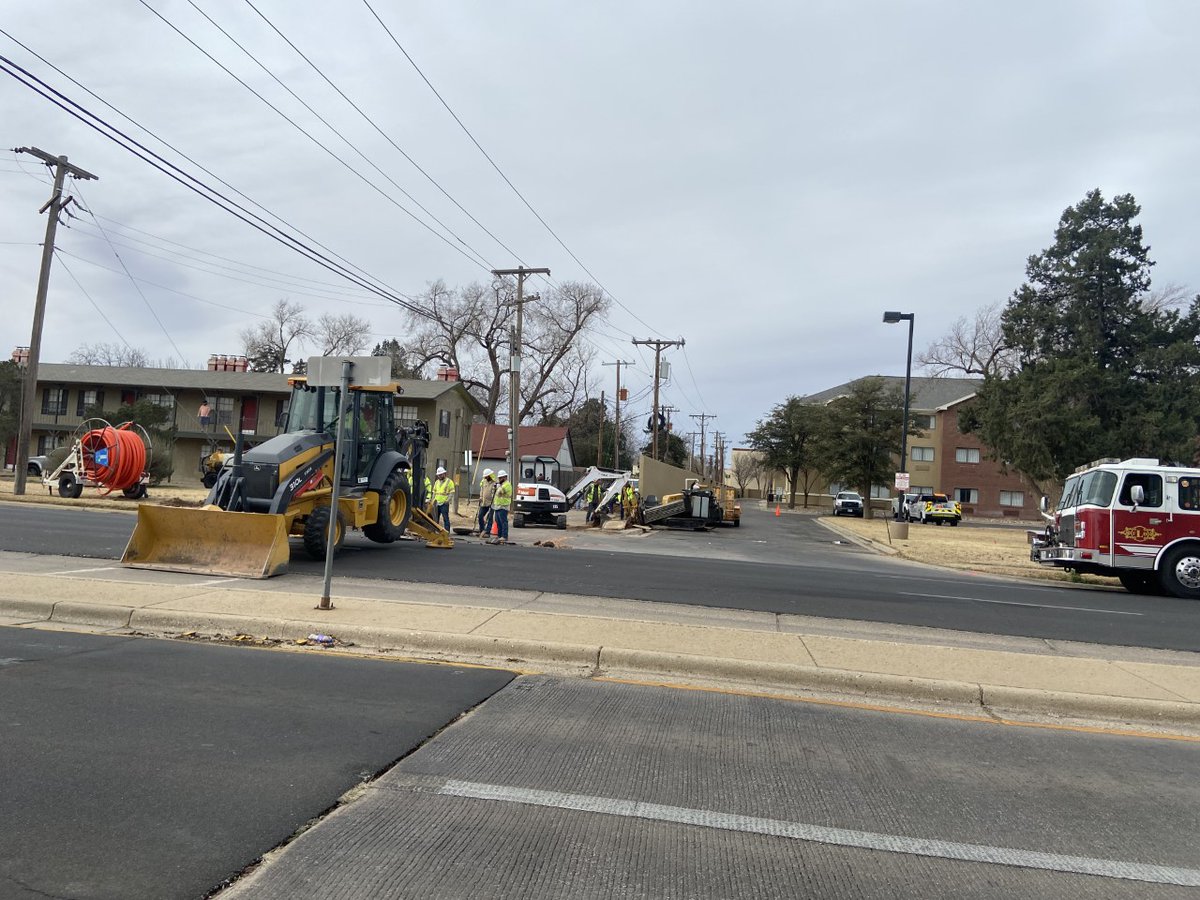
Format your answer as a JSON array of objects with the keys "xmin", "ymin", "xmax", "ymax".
[{"xmin": 883, "ymin": 311, "xmax": 915, "ymax": 518}]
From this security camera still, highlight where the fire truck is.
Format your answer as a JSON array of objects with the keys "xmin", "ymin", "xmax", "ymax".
[{"xmin": 1030, "ymin": 457, "xmax": 1200, "ymax": 599}]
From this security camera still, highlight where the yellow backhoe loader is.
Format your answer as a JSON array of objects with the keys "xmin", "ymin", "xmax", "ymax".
[{"xmin": 122, "ymin": 377, "xmax": 452, "ymax": 578}]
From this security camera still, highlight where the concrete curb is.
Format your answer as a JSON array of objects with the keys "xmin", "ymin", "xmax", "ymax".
[
  {"xmin": 817, "ymin": 517, "xmax": 899, "ymax": 555},
  {"xmin": 28, "ymin": 601, "xmax": 1198, "ymax": 728}
]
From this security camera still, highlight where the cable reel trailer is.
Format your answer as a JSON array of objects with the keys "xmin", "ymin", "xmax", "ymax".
[{"xmin": 44, "ymin": 417, "xmax": 152, "ymax": 500}]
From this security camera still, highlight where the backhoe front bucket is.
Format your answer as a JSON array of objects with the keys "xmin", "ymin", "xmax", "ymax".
[{"xmin": 121, "ymin": 506, "xmax": 292, "ymax": 579}]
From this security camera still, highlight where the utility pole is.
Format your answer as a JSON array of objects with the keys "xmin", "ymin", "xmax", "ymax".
[
  {"xmin": 491, "ymin": 265, "xmax": 550, "ymax": 481},
  {"xmin": 631, "ymin": 337, "xmax": 684, "ymax": 461},
  {"xmin": 690, "ymin": 413, "xmax": 715, "ymax": 481},
  {"xmin": 13, "ymin": 147, "xmax": 97, "ymax": 495},
  {"xmin": 714, "ymin": 432, "xmax": 726, "ymax": 486},
  {"xmin": 597, "ymin": 390, "xmax": 605, "ymax": 467},
  {"xmin": 601, "ymin": 359, "xmax": 633, "ymax": 470}
]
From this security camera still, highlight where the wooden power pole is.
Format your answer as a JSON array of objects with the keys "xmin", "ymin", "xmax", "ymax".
[
  {"xmin": 690, "ymin": 412, "xmax": 715, "ymax": 480},
  {"xmin": 631, "ymin": 337, "xmax": 684, "ymax": 461},
  {"xmin": 602, "ymin": 359, "xmax": 632, "ymax": 470},
  {"xmin": 491, "ymin": 265, "xmax": 549, "ymax": 480},
  {"xmin": 13, "ymin": 147, "xmax": 97, "ymax": 495}
]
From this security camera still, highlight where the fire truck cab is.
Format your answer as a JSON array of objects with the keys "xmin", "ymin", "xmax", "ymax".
[{"xmin": 1031, "ymin": 457, "xmax": 1200, "ymax": 599}]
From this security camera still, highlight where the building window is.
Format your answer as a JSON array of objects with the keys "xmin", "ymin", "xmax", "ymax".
[
  {"xmin": 215, "ymin": 396, "xmax": 235, "ymax": 425},
  {"xmin": 912, "ymin": 414, "xmax": 936, "ymax": 430},
  {"xmin": 955, "ymin": 447, "xmax": 981, "ymax": 464},
  {"xmin": 999, "ymin": 490, "xmax": 1025, "ymax": 507},
  {"xmin": 77, "ymin": 389, "xmax": 104, "ymax": 416},
  {"xmin": 911, "ymin": 446, "xmax": 934, "ymax": 462},
  {"xmin": 143, "ymin": 392, "xmax": 175, "ymax": 411},
  {"xmin": 396, "ymin": 404, "xmax": 418, "ymax": 423},
  {"xmin": 955, "ymin": 488, "xmax": 979, "ymax": 504},
  {"xmin": 869, "ymin": 484, "xmax": 890, "ymax": 499},
  {"xmin": 438, "ymin": 409, "xmax": 451, "ymax": 438},
  {"xmin": 41, "ymin": 387, "xmax": 67, "ymax": 416},
  {"xmin": 912, "ymin": 486, "xmax": 934, "ymax": 496},
  {"xmin": 37, "ymin": 434, "xmax": 66, "ymax": 455}
]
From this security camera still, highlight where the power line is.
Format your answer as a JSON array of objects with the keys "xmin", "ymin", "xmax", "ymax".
[
  {"xmin": 0, "ymin": 52, "xmax": 431, "ymax": 317},
  {"xmin": 0, "ymin": 27, "xmax": 416, "ymax": 301},
  {"xmin": 237, "ymin": 0, "xmax": 529, "ymax": 269},
  {"xmin": 361, "ymin": 0, "xmax": 664, "ymax": 336},
  {"xmin": 132, "ymin": 0, "xmax": 492, "ymax": 271}
]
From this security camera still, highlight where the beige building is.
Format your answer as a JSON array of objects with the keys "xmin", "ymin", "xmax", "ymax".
[{"xmin": 18, "ymin": 361, "xmax": 481, "ymax": 486}]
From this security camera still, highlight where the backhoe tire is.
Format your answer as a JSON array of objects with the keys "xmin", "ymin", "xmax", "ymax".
[
  {"xmin": 364, "ymin": 470, "xmax": 412, "ymax": 544},
  {"xmin": 59, "ymin": 472, "xmax": 83, "ymax": 499},
  {"xmin": 514, "ymin": 512, "xmax": 525, "ymax": 528},
  {"xmin": 304, "ymin": 505, "xmax": 346, "ymax": 560},
  {"xmin": 201, "ymin": 471, "xmax": 219, "ymax": 489},
  {"xmin": 556, "ymin": 514, "xmax": 567, "ymax": 530}
]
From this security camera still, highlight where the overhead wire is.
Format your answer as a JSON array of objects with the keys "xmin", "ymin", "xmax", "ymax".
[
  {"xmin": 361, "ymin": 0, "xmax": 665, "ymax": 337},
  {"xmin": 236, "ymin": 0, "xmax": 529, "ymax": 269},
  {"xmin": 73, "ymin": 184, "xmax": 190, "ymax": 366},
  {"xmin": 132, "ymin": 0, "xmax": 492, "ymax": 271},
  {"xmin": 0, "ymin": 29, "xmax": 429, "ymax": 309},
  {"xmin": 0, "ymin": 51, "xmax": 433, "ymax": 318}
]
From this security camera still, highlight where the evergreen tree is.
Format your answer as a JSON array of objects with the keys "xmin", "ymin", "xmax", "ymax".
[
  {"xmin": 964, "ymin": 190, "xmax": 1200, "ymax": 488},
  {"xmin": 817, "ymin": 378, "xmax": 906, "ymax": 517},
  {"xmin": 746, "ymin": 397, "xmax": 829, "ymax": 508}
]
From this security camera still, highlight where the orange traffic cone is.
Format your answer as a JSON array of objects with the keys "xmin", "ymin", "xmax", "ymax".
[
  {"xmin": 775, "ymin": 504, "xmax": 781, "ymax": 517},
  {"xmin": 491, "ymin": 517, "xmax": 500, "ymax": 536}
]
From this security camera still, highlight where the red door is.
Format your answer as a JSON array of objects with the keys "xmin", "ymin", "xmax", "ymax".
[{"xmin": 240, "ymin": 396, "xmax": 259, "ymax": 434}]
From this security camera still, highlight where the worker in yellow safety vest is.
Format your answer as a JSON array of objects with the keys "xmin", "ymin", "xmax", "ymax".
[
  {"xmin": 432, "ymin": 466, "xmax": 455, "ymax": 529},
  {"xmin": 490, "ymin": 469, "xmax": 512, "ymax": 545},
  {"xmin": 622, "ymin": 483, "xmax": 638, "ymax": 519},
  {"xmin": 404, "ymin": 468, "xmax": 433, "ymax": 511}
]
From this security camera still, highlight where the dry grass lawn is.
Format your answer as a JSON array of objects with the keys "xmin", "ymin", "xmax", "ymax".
[{"xmin": 827, "ymin": 514, "xmax": 1120, "ymax": 588}]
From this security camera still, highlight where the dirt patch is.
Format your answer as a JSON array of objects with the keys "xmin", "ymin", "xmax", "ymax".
[
  {"xmin": 0, "ymin": 475, "xmax": 210, "ymax": 511},
  {"xmin": 827, "ymin": 515, "xmax": 1120, "ymax": 588}
]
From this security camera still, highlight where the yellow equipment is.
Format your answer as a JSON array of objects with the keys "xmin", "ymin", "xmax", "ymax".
[{"xmin": 122, "ymin": 378, "xmax": 452, "ymax": 579}]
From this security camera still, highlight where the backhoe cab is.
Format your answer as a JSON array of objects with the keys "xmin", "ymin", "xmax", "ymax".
[{"xmin": 122, "ymin": 377, "xmax": 451, "ymax": 579}]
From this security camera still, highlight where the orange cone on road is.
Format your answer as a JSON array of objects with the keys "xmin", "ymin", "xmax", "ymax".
[
  {"xmin": 491, "ymin": 517, "xmax": 500, "ymax": 536},
  {"xmin": 775, "ymin": 504, "xmax": 781, "ymax": 517}
]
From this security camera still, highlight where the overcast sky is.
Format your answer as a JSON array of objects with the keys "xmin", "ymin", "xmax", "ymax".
[{"xmin": 3, "ymin": 1, "xmax": 1198, "ymax": 451}]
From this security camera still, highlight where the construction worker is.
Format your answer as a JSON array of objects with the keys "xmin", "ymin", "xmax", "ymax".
[
  {"xmin": 432, "ymin": 466, "xmax": 455, "ymax": 530},
  {"xmin": 477, "ymin": 468, "xmax": 497, "ymax": 536},
  {"xmin": 586, "ymin": 480, "xmax": 602, "ymax": 523},
  {"xmin": 622, "ymin": 482, "xmax": 638, "ymax": 520},
  {"xmin": 404, "ymin": 468, "xmax": 433, "ymax": 511},
  {"xmin": 490, "ymin": 470, "xmax": 512, "ymax": 545}
]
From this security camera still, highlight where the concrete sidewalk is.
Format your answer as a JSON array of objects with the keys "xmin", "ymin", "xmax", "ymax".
[{"xmin": 1, "ymin": 550, "xmax": 1199, "ymax": 732}]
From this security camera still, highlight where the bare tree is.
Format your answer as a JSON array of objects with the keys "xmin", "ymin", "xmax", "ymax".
[
  {"xmin": 316, "ymin": 312, "xmax": 372, "ymax": 356},
  {"xmin": 240, "ymin": 299, "xmax": 313, "ymax": 373},
  {"xmin": 917, "ymin": 301, "xmax": 1017, "ymax": 377},
  {"xmin": 408, "ymin": 279, "xmax": 610, "ymax": 423},
  {"xmin": 731, "ymin": 450, "xmax": 764, "ymax": 495},
  {"xmin": 69, "ymin": 342, "xmax": 150, "ymax": 367},
  {"xmin": 1140, "ymin": 282, "xmax": 1191, "ymax": 314}
]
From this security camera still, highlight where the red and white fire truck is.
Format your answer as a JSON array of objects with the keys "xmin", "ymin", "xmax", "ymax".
[{"xmin": 1030, "ymin": 457, "xmax": 1200, "ymax": 599}]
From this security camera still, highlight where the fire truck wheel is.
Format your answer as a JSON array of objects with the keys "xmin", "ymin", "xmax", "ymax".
[{"xmin": 1159, "ymin": 545, "xmax": 1200, "ymax": 599}]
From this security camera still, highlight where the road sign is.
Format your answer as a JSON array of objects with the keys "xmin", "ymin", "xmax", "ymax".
[{"xmin": 895, "ymin": 472, "xmax": 910, "ymax": 491}]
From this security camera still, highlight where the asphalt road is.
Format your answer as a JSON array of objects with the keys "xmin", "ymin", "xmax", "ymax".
[
  {"xmin": 225, "ymin": 676, "xmax": 1200, "ymax": 899},
  {"xmin": 0, "ymin": 627, "xmax": 513, "ymax": 900},
  {"xmin": 2, "ymin": 502, "xmax": 1199, "ymax": 651}
]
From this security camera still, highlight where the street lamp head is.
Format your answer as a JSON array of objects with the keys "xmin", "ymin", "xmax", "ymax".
[{"xmin": 882, "ymin": 311, "xmax": 913, "ymax": 324}]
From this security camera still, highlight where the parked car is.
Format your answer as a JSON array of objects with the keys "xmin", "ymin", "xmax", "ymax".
[
  {"xmin": 833, "ymin": 491, "xmax": 864, "ymax": 517},
  {"xmin": 27, "ymin": 456, "xmax": 48, "ymax": 477},
  {"xmin": 891, "ymin": 492, "xmax": 916, "ymax": 518},
  {"xmin": 906, "ymin": 492, "xmax": 962, "ymax": 525}
]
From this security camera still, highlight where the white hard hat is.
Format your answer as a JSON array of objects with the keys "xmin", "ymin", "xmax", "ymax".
[
  {"xmin": 436, "ymin": 466, "xmax": 447, "ymax": 475},
  {"xmin": 498, "ymin": 469, "xmax": 508, "ymax": 478},
  {"xmin": 482, "ymin": 468, "xmax": 494, "ymax": 478}
]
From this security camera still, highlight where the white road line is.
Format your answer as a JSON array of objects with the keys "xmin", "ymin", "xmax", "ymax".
[
  {"xmin": 177, "ymin": 577, "xmax": 242, "ymax": 588},
  {"xmin": 899, "ymin": 592, "xmax": 1142, "ymax": 616},
  {"xmin": 45, "ymin": 566, "xmax": 119, "ymax": 575},
  {"xmin": 436, "ymin": 779, "xmax": 1200, "ymax": 887}
]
